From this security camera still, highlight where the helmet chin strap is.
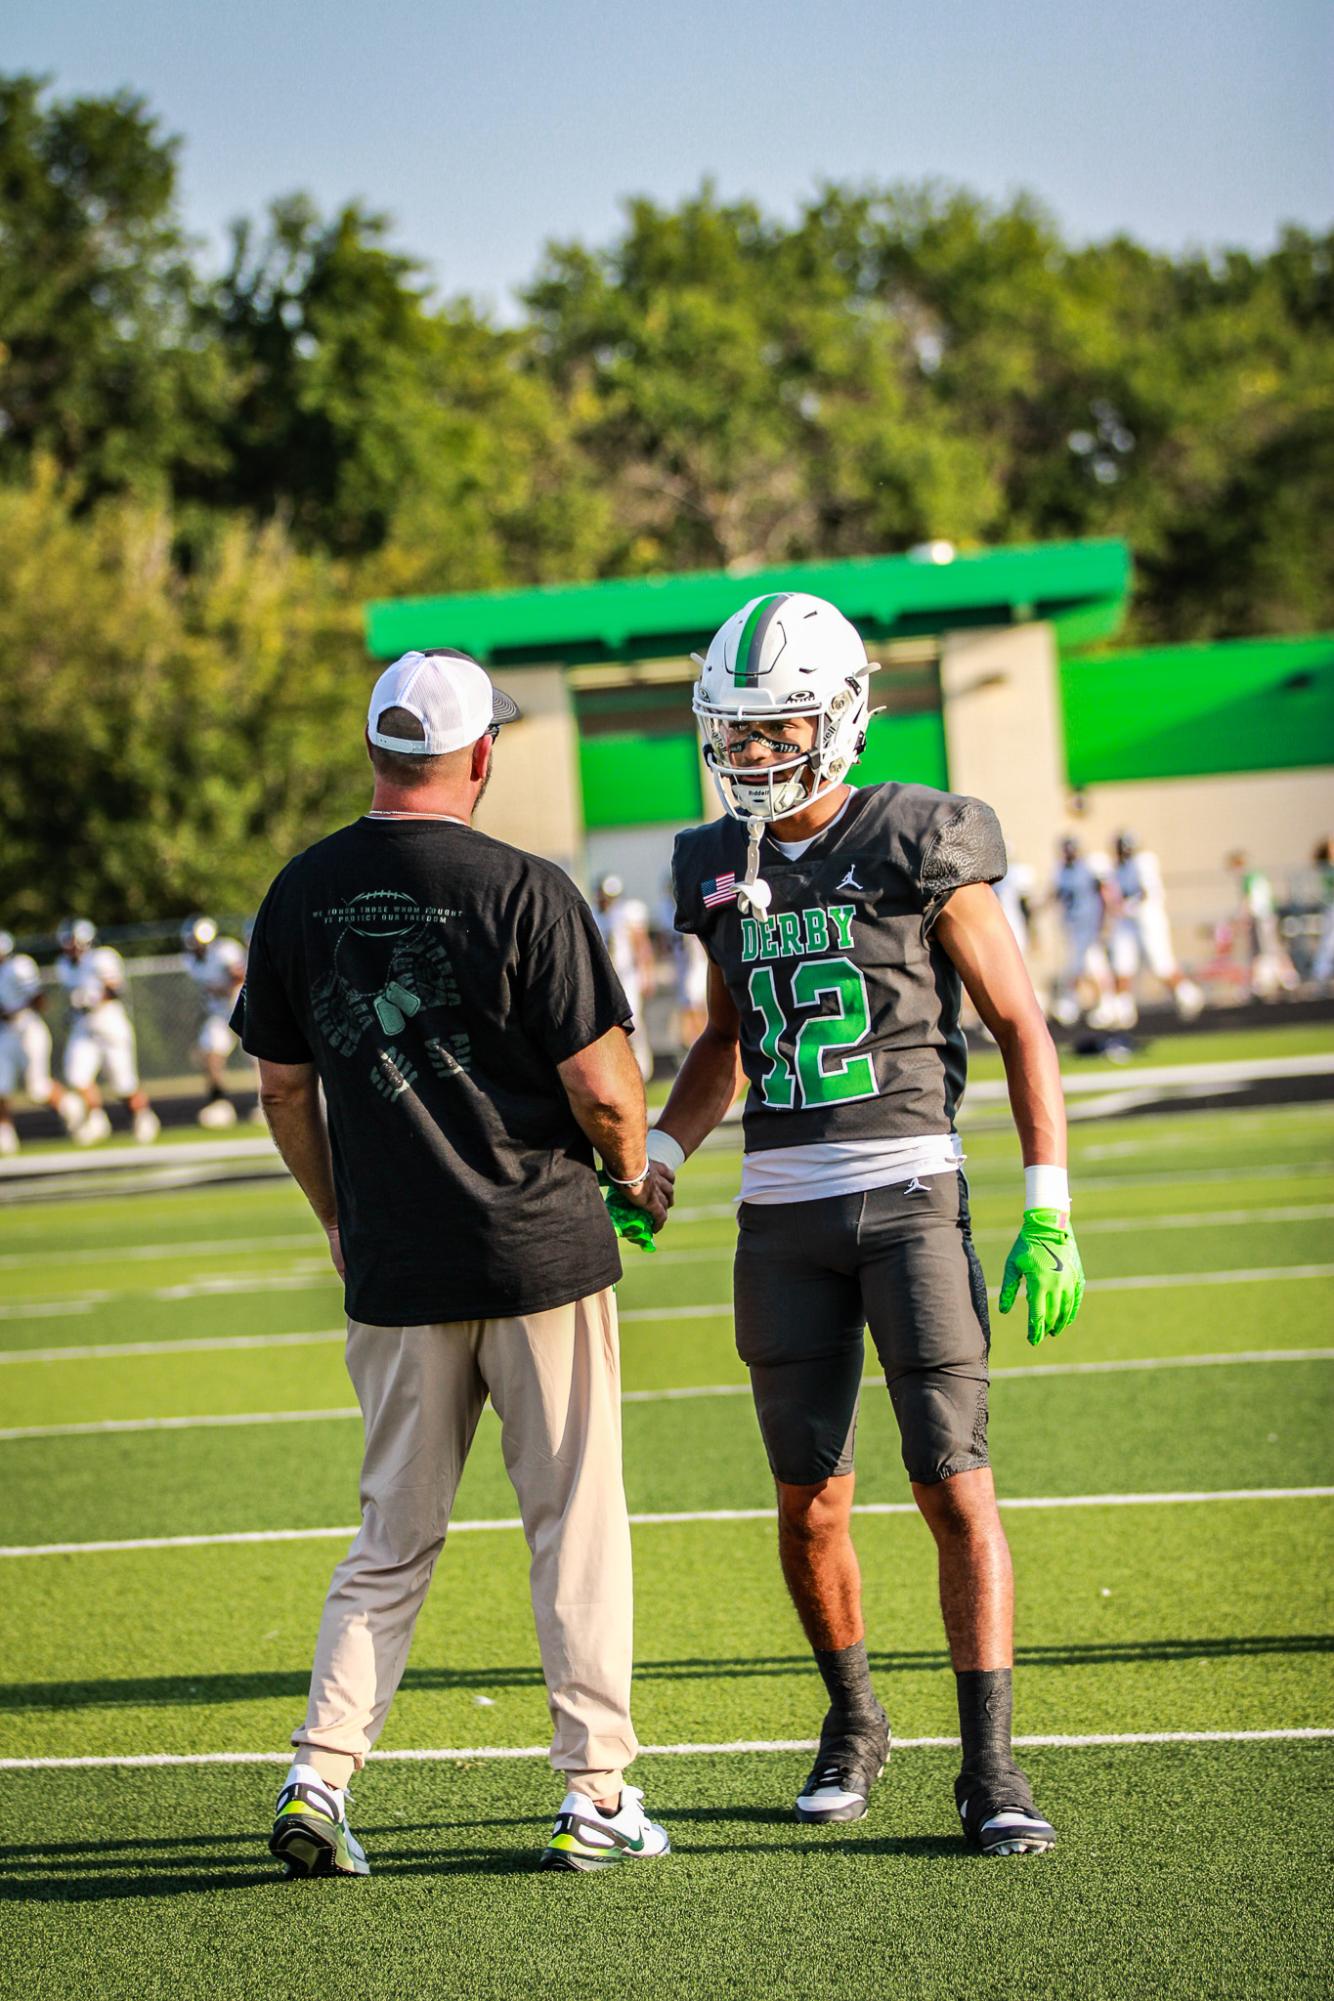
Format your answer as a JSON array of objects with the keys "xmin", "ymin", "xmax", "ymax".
[{"xmin": 737, "ymin": 817, "xmax": 771, "ymax": 917}]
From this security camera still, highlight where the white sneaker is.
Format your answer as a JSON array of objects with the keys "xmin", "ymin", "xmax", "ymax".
[
  {"xmin": 74, "ymin": 1107, "xmax": 112, "ymax": 1145},
  {"xmin": 0, "ymin": 1121, "xmax": 18, "ymax": 1157},
  {"xmin": 270, "ymin": 1763, "xmax": 369, "ymax": 1878},
  {"xmin": 132, "ymin": 1108, "xmax": 160, "ymax": 1144},
  {"xmin": 539, "ymin": 1785, "xmax": 671, "ymax": 1871},
  {"xmin": 56, "ymin": 1091, "xmax": 86, "ymax": 1133},
  {"xmin": 198, "ymin": 1098, "xmax": 238, "ymax": 1128},
  {"xmin": 1174, "ymin": 978, "xmax": 1205, "ymax": 1021}
]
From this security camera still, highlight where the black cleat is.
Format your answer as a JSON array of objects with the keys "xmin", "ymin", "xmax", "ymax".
[
  {"xmin": 794, "ymin": 1703, "xmax": 891, "ymax": 1823},
  {"xmin": 955, "ymin": 1765, "xmax": 1057, "ymax": 1856}
]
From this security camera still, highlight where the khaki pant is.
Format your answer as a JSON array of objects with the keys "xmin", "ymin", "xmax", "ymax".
[{"xmin": 295, "ymin": 1287, "xmax": 637, "ymax": 1800}]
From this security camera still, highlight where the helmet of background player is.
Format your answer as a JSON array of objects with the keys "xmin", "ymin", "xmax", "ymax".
[
  {"xmin": 181, "ymin": 914, "xmax": 218, "ymax": 954},
  {"xmin": 691, "ymin": 592, "xmax": 876, "ymax": 823},
  {"xmin": 1115, "ymin": 831, "xmax": 1137, "ymax": 861},
  {"xmin": 596, "ymin": 875, "xmax": 623, "ymax": 910},
  {"xmin": 1059, "ymin": 835, "xmax": 1079, "ymax": 863},
  {"xmin": 57, "ymin": 917, "xmax": 96, "ymax": 955}
]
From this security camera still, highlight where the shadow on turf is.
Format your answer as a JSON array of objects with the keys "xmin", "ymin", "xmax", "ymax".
[
  {"xmin": 5, "ymin": 1633, "xmax": 1331, "ymax": 1713},
  {"xmin": 0, "ymin": 1816, "xmax": 965, "ymax": 1902}
]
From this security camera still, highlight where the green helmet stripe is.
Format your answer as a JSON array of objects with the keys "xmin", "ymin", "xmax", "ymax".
[{"xmin": 732, "ymin": 594, "xmax": 791, "ymax": 689}]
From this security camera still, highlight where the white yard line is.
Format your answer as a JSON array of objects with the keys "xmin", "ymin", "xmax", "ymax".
[
  {"xmin": 0, "ymin": 1234, "xmax": 315, "ymax": 1272},
  {"xmin": 2, "ymin": 1486, "xmax": 1329, "ymax": 1558},
  {"xmin": 3, "ymin": 1347, "xmax": 1331, "ymax": 1442},
  {"xmin": 0, "ymin": 1328, "xmax": 346, "ymax": 1366},
  {"xmin": 1, "ymin": 1728, "xmax": 1330, "ymax": 1772}
]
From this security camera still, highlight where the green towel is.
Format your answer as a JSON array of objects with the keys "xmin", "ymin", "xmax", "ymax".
[{"xmin": 602, "ymin": 1182, "xmax": 658, "ymax": 1253}]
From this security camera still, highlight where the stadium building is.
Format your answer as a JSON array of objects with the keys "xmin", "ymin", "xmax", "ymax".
[{"xmin": 365, "ymin": 539, "xmax": 1334, "ymax": 950}]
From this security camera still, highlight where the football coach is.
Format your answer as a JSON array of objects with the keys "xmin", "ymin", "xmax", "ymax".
[{"xmin": 233, "ymin": 649, "xmax": 671, "ymax": 1877}]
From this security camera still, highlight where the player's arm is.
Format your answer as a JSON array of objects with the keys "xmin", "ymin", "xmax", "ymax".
[
  {"xmin": 934, "ymin": 883, "xmax": 1084, "ymax": 1344},
  {"xmin": 255, "ymin": 1057, "xmax": 344, "ymax": 1276},
  {"xmin": 648, "ymin": 962, "xmax": 746, "ymax": 1197}
]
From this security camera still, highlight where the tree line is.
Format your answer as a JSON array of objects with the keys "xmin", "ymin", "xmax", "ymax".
[{"xmin": 2, "ymin": 73, "xmax": 1330, "ymax": 929}]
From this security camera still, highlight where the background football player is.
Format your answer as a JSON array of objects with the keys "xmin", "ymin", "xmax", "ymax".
[
  {"xmin": 0, "ymin": 930, "xmax": 86, "ymax": 1152},
  {"xmin": 647, "ymin": 592, "xmax": 1083, "ymax": 1857},
  {"xmin": 594, "ymin": 875, "xmax": 656, "ymax": 1081},
  {"xmin": 1106, "ymin": 831, "xmax": 1204, "ymax": 1027},
  {"xmin": 181, "ymin": 914, "xmax": 247, "ymax": 1126},
  {"xmin": 54, "ymin": 918, "xmax": 160, "ymax": 1144},
  {"xmin": 1049, "ymin": 834, "xmax": 1114, "ymax": 1027}
]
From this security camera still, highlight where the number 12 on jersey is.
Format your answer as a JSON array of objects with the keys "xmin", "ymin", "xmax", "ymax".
[{"xmin": 748, "ymin": 955, "xmax": 878, "ymax": 1109}]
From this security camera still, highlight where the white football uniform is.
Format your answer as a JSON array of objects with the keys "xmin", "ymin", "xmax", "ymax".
[
  {"xmin": 1110, "ymin": 851, "xmax": 1177, "ymax": 981},
  {"xmin": 1052, "ymin": 859, "xmax": 1110, "ymax": 984},
  {"xmin": 596, "ymin": 896, "xmax": 652, "ymax": 1080},
  {"xmin": 185, "ymin": 937, "xmax": 246, "ymax": 1057},
  {"xmin": 57, "ymin": 947, "xmax": 140, "ymax": 1094},
  {"xmin": 0, "ymin": 954, "xmax": 53, "ymax": 1099}
]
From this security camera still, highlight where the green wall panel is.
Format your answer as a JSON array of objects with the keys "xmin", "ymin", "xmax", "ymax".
[
  {"xmin": 856, "ymin": 709, "xmax": 950, "ymax": 790},
  {"xmin": 580, "ymin": 730, "xmax": 704, "ymax": 829},
  {"xmin": 1062, "ymin": 635, "xmax": 1334, "ymax": 785}
]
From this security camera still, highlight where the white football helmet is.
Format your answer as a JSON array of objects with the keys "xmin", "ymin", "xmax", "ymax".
[
  {"xmin": 181, "ymin": 914, "xmax": 218, "ymax": 953},
  {"xmin": 57, "ymin": 917, "xmax": 96, "ymax": 954},
  {"xmin": 692, "ymin": 593, "xmax": 875, "ymax": 823}
]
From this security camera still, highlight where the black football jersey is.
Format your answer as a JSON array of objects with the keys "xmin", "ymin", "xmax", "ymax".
[{"xmin": 672, "ymin": 784, "xmax": 1006, "ymax": 1151}]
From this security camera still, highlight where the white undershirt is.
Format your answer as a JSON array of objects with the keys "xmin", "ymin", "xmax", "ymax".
[
  {"xmin": 740, "ymin": 1134, "xmax": 964, "ymax": 1205},
  {"xmin": 768, "ymin": 790, "xmax": 855, "ymax": 861}
]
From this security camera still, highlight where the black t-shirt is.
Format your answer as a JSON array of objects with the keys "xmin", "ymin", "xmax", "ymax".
[
  {"xmin": 233, "ymin": 818, "xmax": 632, "ymax": 1325},
  {"xmin": 672, "ymin": 783, "xmax": 1007, "ymax": 1149}
]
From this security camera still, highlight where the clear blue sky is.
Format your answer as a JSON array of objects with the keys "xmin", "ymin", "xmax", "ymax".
[{"xmin": 9, "ymin": 0, "xmax": 1332, "ymax": 312}]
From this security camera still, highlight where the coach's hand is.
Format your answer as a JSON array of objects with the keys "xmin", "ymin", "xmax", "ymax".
[{"xmin": 999, "ymin": 1209, "xmax": 1084, "ymax": 1347}]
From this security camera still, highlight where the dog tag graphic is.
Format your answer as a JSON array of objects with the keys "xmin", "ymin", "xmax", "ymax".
[{"xmin": 373, "ymin": 979, "xmax": 422, "ymax": 1036}]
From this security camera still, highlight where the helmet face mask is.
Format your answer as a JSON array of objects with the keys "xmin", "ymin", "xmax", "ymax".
[{"xmin": 692, "ymin": 593, "xmax": 874, "ymax": 824}]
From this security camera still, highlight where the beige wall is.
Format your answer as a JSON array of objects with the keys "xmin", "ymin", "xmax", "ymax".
[
  {"xmin": 472, "ymin": 666, "xmax": 583, "ymax": 879},
  {"xmin": 1061, "ymin": 766, "xmax": 1334, "ymax": 939},
  {"xmin": 939, "ymin": 624, "xmax": 1068, "ymax": 874}
]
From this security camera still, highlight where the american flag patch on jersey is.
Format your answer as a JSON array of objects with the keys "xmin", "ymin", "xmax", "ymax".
[{"xmin": 702, "ymin": 872, "xmax": 738, "ymax": 908}]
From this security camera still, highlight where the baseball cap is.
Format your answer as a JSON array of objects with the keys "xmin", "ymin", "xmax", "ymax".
[{"xmin": 367, "ymin": 649, "xmax": 520, "ymax": 755}]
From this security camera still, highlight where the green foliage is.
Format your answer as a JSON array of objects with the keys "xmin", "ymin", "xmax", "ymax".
[{"xmin": 0, "ymin": 72, "xmax": 1330, "ymax": 925}]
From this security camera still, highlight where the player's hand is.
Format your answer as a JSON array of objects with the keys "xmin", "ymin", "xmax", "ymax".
[
  {"xmin": 325, "ymin": 1223, "xmax": 346, "ymax": 1279},
  {"xmin": 644, "ymin": 1160, "xmax": 676, "ymax": 1213},
  {"xmin": 622, "ymin": 1172, "xmax": 669, "ymax": 1232},
  {"xmin": 999, "ymin": 1209, "xmax": 1084, "ymax": 1346}
]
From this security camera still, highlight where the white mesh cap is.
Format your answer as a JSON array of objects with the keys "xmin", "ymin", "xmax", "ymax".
[{"xmin": 367, "ymin": 650, "xmax": 520, "ymax": 755}]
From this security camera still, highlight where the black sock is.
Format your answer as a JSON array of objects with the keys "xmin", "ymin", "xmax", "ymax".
[
  {"xmin": 814, "ymin": 1640, "xmax": 880, "ymax": 1722},
  {"xmin": 956, "ymin": 1667, "xmax": 1016, "ymax": 1773}
]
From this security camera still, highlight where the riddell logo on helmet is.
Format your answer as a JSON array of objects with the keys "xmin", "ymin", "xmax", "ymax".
[{"xmin": 786, "ymin": 691, "xmax": 816, "ymax": 703}]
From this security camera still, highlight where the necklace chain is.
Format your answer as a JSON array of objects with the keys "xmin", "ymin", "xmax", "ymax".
[{"xmin": 365, "ymin": 810, "xmax": 469, "ymax": 825}]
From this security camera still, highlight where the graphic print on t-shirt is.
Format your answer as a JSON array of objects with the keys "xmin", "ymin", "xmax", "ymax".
[{"xmin": 309, "ymin": 889, "xmax": 473, "ymax": 1089}]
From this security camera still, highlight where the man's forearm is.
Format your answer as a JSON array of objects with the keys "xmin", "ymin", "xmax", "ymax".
[
  {"xmin": 261, "ymin": 1088, "xmax": 339, "ymax": 1229},
  {"xmin": 994, "ymin": 1018, "xmax": 1066, "ymax": 1169},
  {"xmin": 655, "ymin": 1027, "xmax": 744, "ymax": 1159}
]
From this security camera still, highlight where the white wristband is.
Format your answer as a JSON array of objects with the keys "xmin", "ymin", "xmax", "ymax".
[
  {"xmin": 605, "ymin": 1162, "xmax": 649, "ymax": 1188},
  {"xmin": 1025, "ymin": 1165, "xmax": 1070, "ymax": 1212},
  {"xmin": 647, "ymin": 1128, "xmax": 686, "ymax": 1172}
]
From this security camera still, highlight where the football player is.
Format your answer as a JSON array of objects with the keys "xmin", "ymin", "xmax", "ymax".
[
  {"xmin": 54, "ymin": 919, "xmax": 160, "ymax": 1144},
  {"xmin": 594, "ymin": 876, "xmax": 656, "ymax": 1081},
  {"xmin": 1049, "ymin": 835, "xmax": 1114, "ymax": 1026},
  {"xmin": 0, "ymin": 931, "xmax": 86, "ymax": 1152},
  {"xmin": 648, "ymin": 593, "xmax": 1084, "ymax": 1856},
  {"xmin": 181, "ymin": 914, "xmax": 247, "ymax": 1126},
  {"xmin": 1106, "ymin": 832, "xmax": 1204, "ymax": 1027}
]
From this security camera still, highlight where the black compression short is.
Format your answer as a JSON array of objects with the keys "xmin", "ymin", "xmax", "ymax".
[{"xmin": 734, "ymin": 1172, "xmax": 991, "ymax": 1488}]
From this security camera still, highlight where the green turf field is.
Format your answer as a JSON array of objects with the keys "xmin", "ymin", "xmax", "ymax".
[{"xmin": 1, "ymin": 1050, "xmax": 1331, "ymax": 1998}]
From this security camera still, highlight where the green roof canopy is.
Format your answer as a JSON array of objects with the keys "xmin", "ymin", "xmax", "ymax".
[{"xmin": 366, "ymin": 539, "xmax": 1130, "ymax": 667}]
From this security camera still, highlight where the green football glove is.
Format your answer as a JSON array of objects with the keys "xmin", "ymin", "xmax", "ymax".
[
  {"xmin": 603, "ymin": 1183, "xmax": 658, "ymax": 1254},
  {"xmin": 999, "ymin": 1208, "xmax": 1084, "ymax": 1346}
]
